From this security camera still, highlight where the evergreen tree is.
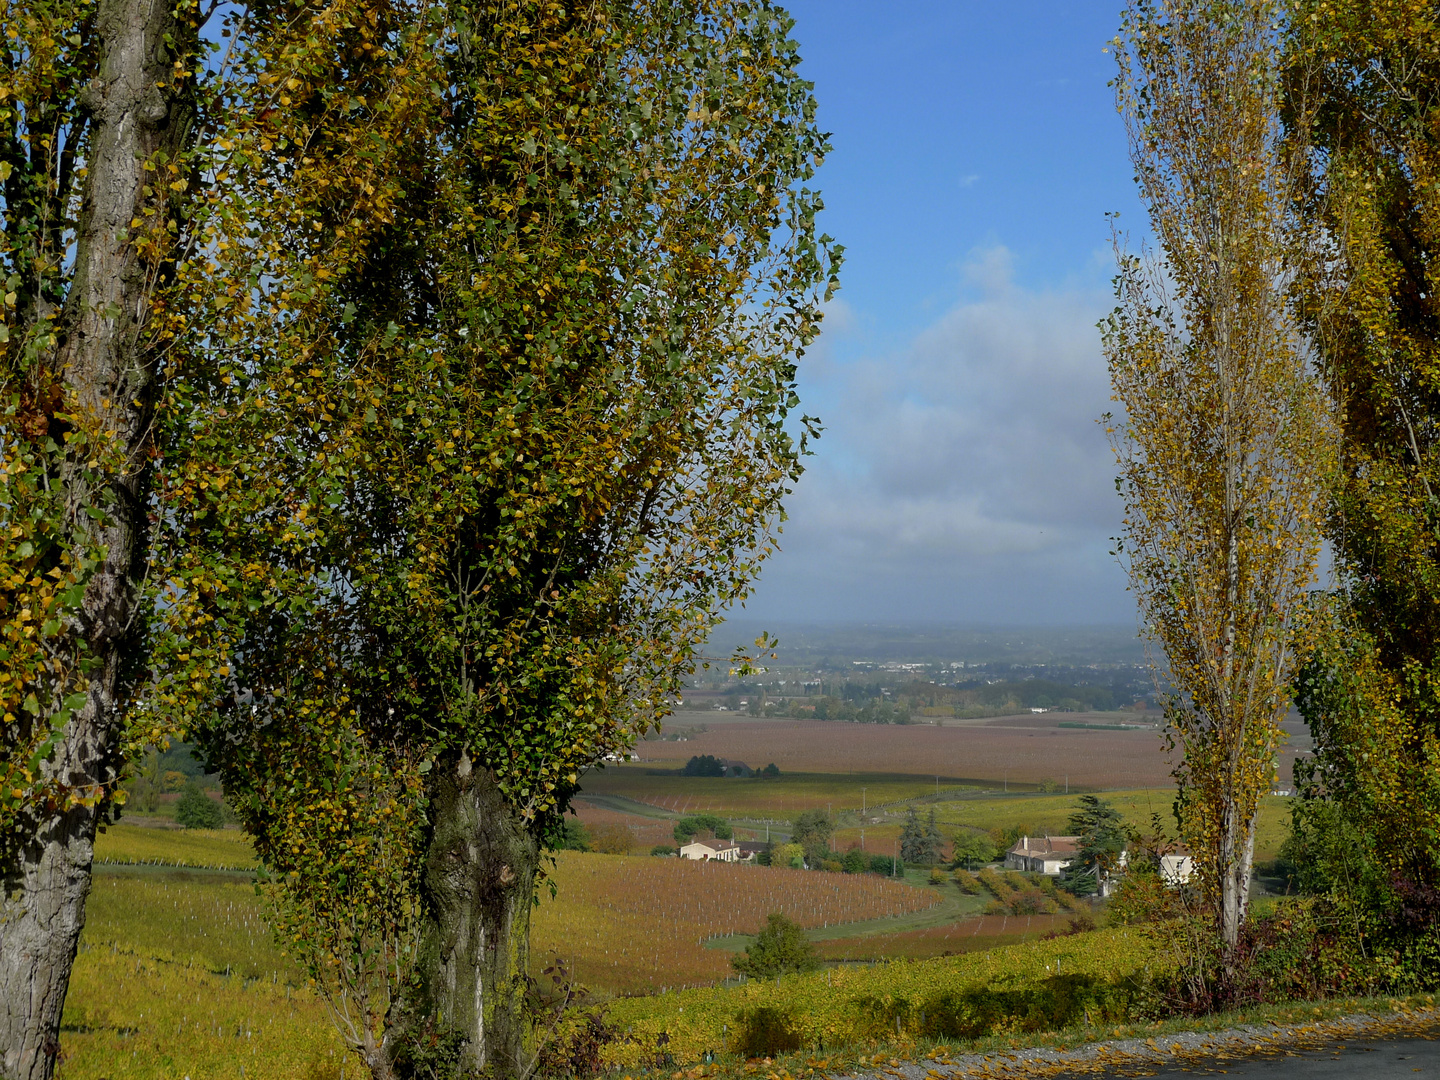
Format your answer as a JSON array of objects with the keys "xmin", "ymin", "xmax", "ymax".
[
  {"xmin": 922, "ymin": 809, "xmax": 944, "ymax": 865},
  {"xmin": 899, "ymin": 806, "xmax": 925, "ymax": 864},
  {"xmin": 1059, "ymin": 795, "xmax": 1127, "ymax": 897}
]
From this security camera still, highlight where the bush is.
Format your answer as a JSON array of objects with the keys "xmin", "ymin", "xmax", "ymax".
[
  {"xmin": 760, "ymin": 762, "xmax": 781, "ymax": 778},
  {"xmin": 559, "ymin": 819, "xmax": 592, "ymax": 851},
  {"xmin": 175, "ymin": 785, "xmax": 224, "ymax": 830},
  {"xmin": 650, "ymin": 845, "xmax": 676, "ymax": 857},
  {"xmin": 841, "ymin": 848, "xmax": 869, "ymax": 874},
  {"xmin": 731, "ymin": 912, "xmax": 820, "ymax": 978},
  {"xmin": 952, "ymin": 868, "xmax": 981, "ymax": 894},
  {"xmin": 868, "ymin": 853, "xmax": 896, "ymax": 876}
]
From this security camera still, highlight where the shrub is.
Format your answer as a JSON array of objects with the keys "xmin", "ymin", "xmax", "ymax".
[
  {"xmin": 731, "ymin": 912, "xmax": 820, "ymax": 979},
  {"xmin": 175, "ymin": 785, "xmax": 224, "ymax": 830},
  {"xmin": 760, "ymin": 763, "xmax": 781, "ymax": 778},
  {"xmin": 650, "ymin": 845, "xmax": 677, "ymax": 857},
  {"xmin": 952, "ymin": 868, "xmax": 981, "ymax": 894},
  {"xmin": 841, "ymin": 848, "xmax": 869, "ymax": 874},
  {"xmin": 868, "ymin": 853, "xmax": 897, "ymax": 876}
]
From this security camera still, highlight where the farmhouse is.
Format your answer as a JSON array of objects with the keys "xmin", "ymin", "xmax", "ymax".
[
  {"xmin": 679, "ymin": 838, "xmax": 742, "ymax": 862},
  {"xmin": 1005, "ymin": 835, "xmax": 1079, "ymax": 875}
]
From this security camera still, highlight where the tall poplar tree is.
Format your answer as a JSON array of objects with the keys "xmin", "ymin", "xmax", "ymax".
[
  {"xmin": 1105, "ymin": 0, "xmax": 1334, "ymax": 955},
  {"xmin": 152, "ymin": 0, "xmax": 837, "ymax": 1075},
  {"xmin": 1287, "ymin": 0, "xmax": 1440, "ymax": 925},
  {"xmin": 0, "ymin": 0, "xmax": 200, "ymax": 1075}
]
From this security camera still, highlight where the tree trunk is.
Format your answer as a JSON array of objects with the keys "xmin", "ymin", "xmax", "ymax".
[
  {"xmin": 0, "ymin": 0, "xmax": 193, "ymax": 1075},
  {"xmin": 1219, "ymin": 801, "xmax": 1257, "ymax": 954},
  {"xmin": 395, "ymin": 752, "xmax": 539, "ymax": 1080}
]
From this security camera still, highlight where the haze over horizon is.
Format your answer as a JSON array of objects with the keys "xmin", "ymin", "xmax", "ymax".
[{"xmin": 739, "ymin": 3, "xmax": 1146, "ymax": 626}]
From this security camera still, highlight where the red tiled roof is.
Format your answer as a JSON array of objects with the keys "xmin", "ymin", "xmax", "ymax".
[{"xmin": 1008, "ymin": 835, "xmax": 1079, "ymax": 857}]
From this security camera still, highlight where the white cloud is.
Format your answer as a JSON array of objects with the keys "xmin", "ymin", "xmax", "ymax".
[{"xmin": 749, "ymin": 247, "xmax": 1131, "ymax": 624}]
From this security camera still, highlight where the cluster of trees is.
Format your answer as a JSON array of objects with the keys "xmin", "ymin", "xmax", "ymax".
[
  {"xmin": 672, "ymin": 814, "xmax": 733, "ymax": 845},
  {"xmin": 1109, "ymin": 0, "xmax": 1440, "ymax": 992},
  {"xmin": 806, "ymin": 697, "xmax": 913, "ymax": 723},
  {"xmin": 678, "ymin": 754, "xmax": 778, "ymax": 778},
  {"xmin": 899, "ymin": 807, "xmax": 944, "ymax": 865},
  {"xmin": 0, "ymin": 0, "xmax": 838, "ymax": 1077}
]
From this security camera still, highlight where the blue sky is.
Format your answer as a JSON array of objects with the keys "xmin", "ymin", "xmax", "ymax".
[{"xmin": 740, "ymin": 2, "xmax": 1148, "ymax": 627}]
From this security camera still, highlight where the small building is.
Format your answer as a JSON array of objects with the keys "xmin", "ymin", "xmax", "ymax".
[
  {"xmin": 1005, "ymin": 835, "xmax": 1079, "ymax": 875},
  {"xmin": 720, "ymin": 760, "xmax": 753, "ymax": 778},
  {"xmin": 1159, "ymin": 850, "xmax": 1194, "ymax": 886},
  {"xmin": 736, "ymin": 842, "xmax": 768, "ymax": 862},
  {"xmin": 679, "ymin": 839, "xmax": 741, "ymax": 862}
]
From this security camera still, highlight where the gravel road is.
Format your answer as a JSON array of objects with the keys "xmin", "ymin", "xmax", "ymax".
[{"xmin": 842, "ymin": 1009, "xmax": 1440, "ymax": 1080}]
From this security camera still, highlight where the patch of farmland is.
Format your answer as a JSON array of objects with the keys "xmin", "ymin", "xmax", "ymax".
[
  {"xmin": 570, "ymin": 798, "xmax": 676, "ymax": 850},
  {"xmin": 814, "ymin": 912, "xmax": 1075, "ymax": 961},
  {"xmin": 532, "ymin": 851, "xmax": 939, "ymax": 995},
  {"xmin": 631, "ymin": 718, "xmax": 1177, "ymax": 789}
]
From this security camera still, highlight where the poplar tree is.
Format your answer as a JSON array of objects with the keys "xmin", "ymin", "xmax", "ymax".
[
  {"xmin": 151, "ymin": 1, "xmax": 837, "ymax": 1076},
  {"xmin": 1287, "ymin": 0, "xmax": 1440, "ymax": 919},
  {"xmin": 1105, "ymin": 0, "xmax": 1334, "ymax": 955},
  {"xmin": 0, "ymin": 0, "xmax": 200, "ymax": 1075}
]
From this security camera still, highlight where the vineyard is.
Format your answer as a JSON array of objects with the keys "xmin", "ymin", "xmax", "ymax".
[
  {"xmin": 813, "ymin": 912, "xmax": 1075, "ymax": 961},
  {"xmin": 598, "ymin": 926, "xmax": 1159, "ymax": 1067},
  {"xmin": 533, "ymin": 851, "xmax": 939, "ymax": 993},
  {"xmin": 94, "ymin": 825, "xmax": 256, "ymax": 871},
  {"xmin": 55, "ymin": 874, "xmax": 344, "ymax": 1080},
  {"xmin": 627, "ymin": 718, "xmax": 1177, "ymax": 789},
  {"xmin": 570, "ymin": 798, "xmax": 675, "ymax": 850}
]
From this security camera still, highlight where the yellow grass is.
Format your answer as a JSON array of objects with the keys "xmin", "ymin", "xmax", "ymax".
[{"xmin": 55, "ymin": 874, "xmax": 350, "ymax": 1080}]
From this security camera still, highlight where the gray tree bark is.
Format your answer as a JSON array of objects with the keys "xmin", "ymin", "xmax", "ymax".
[
  {"xmin": 0, "ymin": 0, "xmax": 194, "ymax": 1074},
  {"xmin": 393, "ymin": 752, "xmax": 539, "ymax": 1080}
]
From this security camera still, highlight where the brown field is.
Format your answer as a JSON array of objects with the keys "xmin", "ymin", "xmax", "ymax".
[
  {"xmin": 531, "ymin": 851, "xmax": 939, "ymax": 994},
  {"xmin": 635, "ymin": 717, "xmax": 1177, "ymax": 789},
  {"xmin": 630, "ymin": 715, "xmax": 1311, "ymax": 801}
]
